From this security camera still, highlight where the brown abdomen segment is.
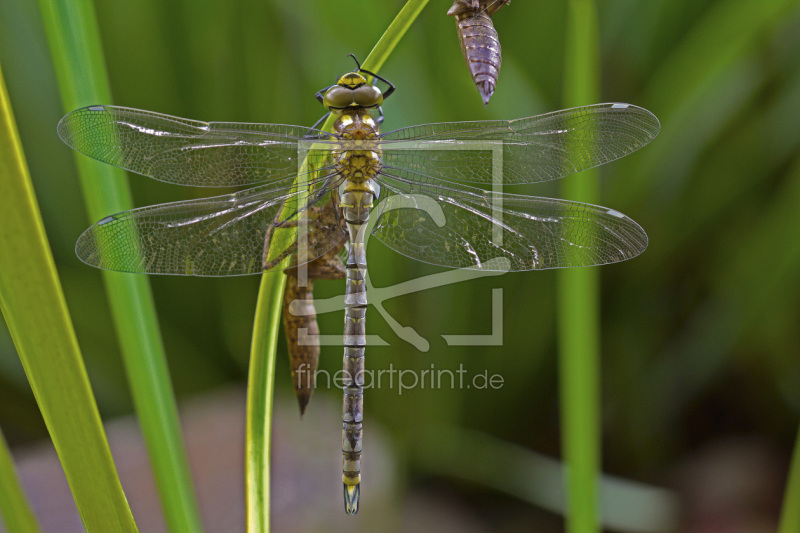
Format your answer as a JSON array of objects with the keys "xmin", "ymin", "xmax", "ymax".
[
  {"xmin": 282, "ymin": 275, "xmax": 319, "ymax": 415},
  {"xmin": 283, "ymin": 244, "xmax": 346, "ymax": 415}
]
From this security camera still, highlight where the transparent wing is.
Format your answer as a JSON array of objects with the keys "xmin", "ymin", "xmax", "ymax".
[
  {"xmin": 76, "ymin": 175, "xmax": 346, "ymax": 276},
  {"xmin": 58, "ymin": 105, "xmax": 339, "ymax": 187},
  {"xmin": 379, "ymin": 103, "xmax": 659, "ymax": 185},
  {"xmin": 372, "ymin": 169, "xmax": 647, "ymax": 271}
]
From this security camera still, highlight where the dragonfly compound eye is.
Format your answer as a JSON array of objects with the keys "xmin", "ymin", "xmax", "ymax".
[
  {"xmin": 324, "ymin": 86, "xmax": 355, "ymax": 110},
  {"xmin": 353, "ymin": 85, "xmax": 383, "ymax": 108}
]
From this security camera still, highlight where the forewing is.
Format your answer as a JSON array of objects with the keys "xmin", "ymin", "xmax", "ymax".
[
  {"xmin": 379, "ymin": 103, "xmax": 659, "ymax": 185},
  {"xmin": 75, "ymin": 176, "xmax": 346, "ymax": 276},
  {"xmin": 372, "ymin": 170, "xmax": 647, "ymax": 271},
  {"xmin": 58, "ymin": 105, "xmax": 338, "ymax": 187}
]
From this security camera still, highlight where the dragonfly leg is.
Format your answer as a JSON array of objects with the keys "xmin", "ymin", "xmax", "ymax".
[
  {"xmin": 308, "ymin": 111, "xmax": 332, "ymax": 133},
  {"xmin": 262, "ymin": 240, "xmax": 297, "ymax": 271},
  {"xmin": 485, "ymin": 0, "xmax": 510, "ymax": 17},
  {"xmin": 262, "ymin": 210, "xmax": 300, "ymax": 270},
  {"xmin": 260, "ymin": 203, "xmax": 314, "ymax": 270},
  {"xmin": 263, "ymin": 193, "xmax": 345, "ymax": 272}
]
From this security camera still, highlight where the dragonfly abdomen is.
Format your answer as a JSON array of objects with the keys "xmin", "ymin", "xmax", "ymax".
[{"xmin": 340, "ymin": 186, "xmax": 374, "ymax": 515}]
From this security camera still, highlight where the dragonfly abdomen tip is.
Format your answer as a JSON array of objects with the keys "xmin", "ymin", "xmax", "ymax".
[{"xmin": 343, "ymin": 482, "xmax": 360, "ymax": 515}]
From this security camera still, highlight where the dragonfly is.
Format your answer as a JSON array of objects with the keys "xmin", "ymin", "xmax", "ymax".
[{"xmin": 58, "ymin": 56, "xmax": 659, "ymax": 515}]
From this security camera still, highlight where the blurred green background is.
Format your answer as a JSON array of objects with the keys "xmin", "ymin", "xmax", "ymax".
[{"xmin": 2, "ymin": 0, "xmax": 800, "ymax": 531}]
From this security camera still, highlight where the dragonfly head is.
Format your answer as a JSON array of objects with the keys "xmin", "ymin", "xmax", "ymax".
[{"xmin": 322, "ymin": 71, "xmax": 384, "ymax": 112}]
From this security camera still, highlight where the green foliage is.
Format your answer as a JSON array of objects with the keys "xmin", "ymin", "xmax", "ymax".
[
  {"xmin": 36, "ymin": 0, "xmax": 203, "ymax": 531},
  {"xmin": 246, "ymin": 272, "xmax": 285, "ymax": 533},
  {"xmin": 780, "ymin": 423, "xmax": 800, "ymax": 532},
  {"xmin": 0, "ymin": 64, "xmax": 136, "ymax": 532},
  {"xmin": 0, "ymin": 428, "xmax": 39, "ymax": 533},
  {"xmin": 558, "ymin": 1, "xmax": 602, "ymax": 531},
  {"xmin": 0, "ymin": 0, "xmax": 799, "ymax": 530}
]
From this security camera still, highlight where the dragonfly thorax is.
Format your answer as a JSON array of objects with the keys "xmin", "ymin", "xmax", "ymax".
[
  {"xmin": 335, "ymin": 111, "xmax": 379, "ymax": 138},
  {"xmin": 334, "ymin": 111, "xmax": 382, "ymax": 184}
]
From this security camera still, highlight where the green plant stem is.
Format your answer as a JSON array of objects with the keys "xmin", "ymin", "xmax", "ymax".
[
  {"xmin": 361, "ymin": 0, "xmax": 430, "ymax": 74},
  {"xmin": 246, "ymin": 272, "xmax": 285, "ymax": 533},
  {"xmin": 558, "ymin": 0, "xmax": 601, "ymax": 532},
  {"xmin": 244, "ymin": 1, "xmax": 430, "ymax": 529},
  {"xmin": 0, "ymin": 427, "xmax": 40, "ymax": 533},
  {"xmin": 0, "ymin": 63, "xmax": 137, "ymax": 533},
  {"xmin": 779, "ymin": 423, "xmax": 800, "ymax": 532},
  {"xmin": 38, "ymin": 1, "xmax": 204, "ymax": 532}
]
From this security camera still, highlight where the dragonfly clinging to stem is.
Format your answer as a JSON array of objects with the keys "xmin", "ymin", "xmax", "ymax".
[{"xmin": 58, "ymin": 55, "xmax": 659, "ymax": 515}]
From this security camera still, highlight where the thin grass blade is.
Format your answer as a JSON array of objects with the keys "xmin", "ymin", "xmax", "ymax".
[
  {"xmin": 779, "ymin": 423, "xmax": 800, "ymax": 532},
  {"xmin": 0, "ymin": 62, "xmax": 137, "ymax": 533},
  {"xmin": 37, "ymin": 1, "xmax": 204, "ymax": 532},
  {"xmin": 0, "ymin": 427, "xmax": 40, "ymax": 533},
  {"xmin": 558, "ymin": 0, "xmax": 601, "ymax": 531},
  {"xmin": 361, "ymin": 0, "xmax": 430, "ymax": 74},
  {"xmin": 246, "ymin": 272, "xmax": 285, "ymax": 533}
]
